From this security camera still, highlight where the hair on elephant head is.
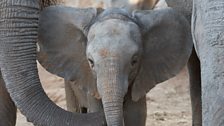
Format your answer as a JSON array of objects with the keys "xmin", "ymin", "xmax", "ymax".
[{"xmin": 38, "ymin": 6, "xmax": 192, "ymax": 126}]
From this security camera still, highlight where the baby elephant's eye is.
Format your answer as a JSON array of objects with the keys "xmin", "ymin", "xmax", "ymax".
[
  {"xmin": 131, "ymin": 55, "xmax": 139, "ymax": 67},
  {"xmin": 88, "ymin": 58, "xmax": 94, "ymax": 68},
  {"xmin": 131, "ymin": 59, "xmax": 138, "ymax": 66}
]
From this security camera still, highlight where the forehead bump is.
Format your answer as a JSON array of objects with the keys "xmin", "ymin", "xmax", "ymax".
[{"xmin": 86, "ymin": 8, "xmax": 141, "ymax": 36}]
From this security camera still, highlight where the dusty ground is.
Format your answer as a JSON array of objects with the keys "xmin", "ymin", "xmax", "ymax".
[{"xmin": 16, "ymin": 64, "xmax": 192, "ymax": 126}]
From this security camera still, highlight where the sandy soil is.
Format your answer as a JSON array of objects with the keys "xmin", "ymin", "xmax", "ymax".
[{"xmin": 16, "ymin": 64, "xmax": 192, "ymax": 126}]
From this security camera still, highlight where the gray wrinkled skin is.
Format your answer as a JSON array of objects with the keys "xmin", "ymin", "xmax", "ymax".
[
  {"xmin": 192, "ymin": 0, "xmax": 224, "ymax": 126},
  {"xmin": 0, "ymin": 1, "xmax": 63, "ymax": 125},
  {"xmin": 167, "ymin": 0, "xmax": 224, "ymax": 126}
]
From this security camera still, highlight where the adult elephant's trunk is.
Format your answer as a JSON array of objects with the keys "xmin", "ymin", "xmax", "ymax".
[
  {"xmin": 97, "ymin": 59, "xmax": 127, "ymax": 126},
  {"xmin": 0, "ymin": 0, "xmax": 104, "ymax": 125}
]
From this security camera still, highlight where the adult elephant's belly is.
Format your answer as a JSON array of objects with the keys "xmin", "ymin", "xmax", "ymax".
[{"xmin": 64, "ymin": 0, "xmax": 159, "ymax": 10}]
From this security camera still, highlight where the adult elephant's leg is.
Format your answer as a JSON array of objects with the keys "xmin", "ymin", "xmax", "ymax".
[
  {"xmin": 123, "ymin": 91, "xmax": 146, "ymax": 126},
  {"xmin": 0, "ymin": 71, "xmax": 16, "ymax": 126},
  {"xmin": 0, "ymin": 0, "xmax": 105, "ymax": 125},
  {"xmin": 187, "ymin": 49, "xmax": 202, "ymax": 126},
  {"xmin": 193, "ymin": 0, "xmax": 224, "ymax": 125}
]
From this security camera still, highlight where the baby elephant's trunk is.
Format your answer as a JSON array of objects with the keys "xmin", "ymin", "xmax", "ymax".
[{"xmin": 97, "ymin": 59, "xmax": 127, "ymax": 126}]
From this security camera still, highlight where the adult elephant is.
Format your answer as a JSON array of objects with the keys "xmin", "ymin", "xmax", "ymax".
[
  {"xmin": 192, "ymin": 1, "xmax": 224, "ymax": 126},
  {"xmin": 167, "ymin": 0, "xmax": 224, "ymax": 126}
]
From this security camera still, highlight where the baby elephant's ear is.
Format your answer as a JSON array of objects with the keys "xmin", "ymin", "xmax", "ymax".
[
  {"xmin": 131, "ymin": 8, "xmax": 193, "ymax": 101},
  {"xmin": 38, "ymin": 5, "xmax": 97, "ymax": 81}
]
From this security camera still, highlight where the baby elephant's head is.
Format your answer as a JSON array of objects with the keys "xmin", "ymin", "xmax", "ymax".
[
  {"xmin": 86, "ymin": 10, "xmax": 142, "ymax": 97},
  {"xmin": 38, "ymin": 6, "xmax": 192, "ymax": 126}
]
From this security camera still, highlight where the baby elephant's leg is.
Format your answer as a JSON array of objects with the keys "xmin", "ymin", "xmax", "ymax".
[
  {"xmin": 65, "ymin": 80, "xmax": 82, "ymax": 113},
  {"xmin": 65, "ymin": 80, "xmax": 100, "ymax": 113},
  {"xmin": 123, "ymin": 91, "xmax": 146, "ymax": 126},
  {"xmin": 87, "ymin": 95, "xmax": 103, "ymax": 113}
]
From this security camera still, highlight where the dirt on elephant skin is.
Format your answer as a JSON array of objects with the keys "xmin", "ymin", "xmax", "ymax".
[{"xmin": 16, "ymin": 64, "xmax": 192, "ymax": 126}]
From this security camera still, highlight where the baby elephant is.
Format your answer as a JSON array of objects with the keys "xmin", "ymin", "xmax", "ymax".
[{"xmin": 38, "ymin": 6, "xmax": 192, "ymax": 126}]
